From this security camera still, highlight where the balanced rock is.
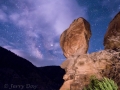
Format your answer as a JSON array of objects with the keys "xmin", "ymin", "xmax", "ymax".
[
  {"xmin": 60, "ymin": 18, "xmax": 91, "ymax": 58},
  {"xmin": 104, "ymin": 12, "xmax": 120, "ymax": 50},
  {"xmin": 60, "ymin": 50, "xmax": 120, "ymax": 90}
]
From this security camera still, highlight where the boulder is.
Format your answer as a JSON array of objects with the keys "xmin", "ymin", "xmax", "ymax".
[
  {"xmin": 60, "ymin": 17, "xmax": 91, "ymax": 58},
  {"xmin": 104, "ymin": 12, "xmax": 120, "ymax": 50}
]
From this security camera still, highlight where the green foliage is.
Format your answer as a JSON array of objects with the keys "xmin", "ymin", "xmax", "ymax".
[{"xmin": 83, "ymin": 76, "xmax": 118, "ymax": 90}]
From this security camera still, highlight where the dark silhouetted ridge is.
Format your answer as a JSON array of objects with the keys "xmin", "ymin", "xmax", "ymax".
[{"xmin": 0, "ymin": 46, "xmax": 65, "ymax": 90}]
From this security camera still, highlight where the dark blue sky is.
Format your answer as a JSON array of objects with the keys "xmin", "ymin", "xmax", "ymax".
[{"xmin": 0, "ymin": 0, "xmax": 120, "ymax": 66}]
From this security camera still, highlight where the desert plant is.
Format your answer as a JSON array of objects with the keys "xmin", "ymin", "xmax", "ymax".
[{"xmin": 83, "ymin": 76, "xmax": 118, "ymax": 90}]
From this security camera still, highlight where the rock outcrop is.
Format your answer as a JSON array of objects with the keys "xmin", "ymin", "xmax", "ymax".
[
  {"xmin": 60, "ymin": 50, "xmax": 120, "ymax": 90},
  {"xmin": 60, "ymin": 18, "xmax": 91, "ymax": 58},
  {"xmin": 104, "ymin": 12, "xmax": 120, "ymax": 50},
  {"xmin": 60, "ymin": 12, "xmax": 120, "ymax": 90}
]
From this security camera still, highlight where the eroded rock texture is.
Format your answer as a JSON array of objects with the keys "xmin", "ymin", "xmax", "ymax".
[
  {"xmin": 60, "ymin": 18, "xmax": 91, "ymax": 58},
  {"xmin": 60, "ymin": 50, "xmax": 120, "ymax": 90},
  {"xmin": 104, "ymin": 12, "xmax": 120, "ymax": 50}
]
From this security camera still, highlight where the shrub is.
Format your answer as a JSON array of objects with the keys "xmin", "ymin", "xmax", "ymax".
[{"xmin": 83, "ymin": 76, "xmax": 118, "ymax": 90}]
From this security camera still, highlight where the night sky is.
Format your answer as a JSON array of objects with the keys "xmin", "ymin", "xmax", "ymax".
[{"xmin": 0, "ymin": 0, "xmax": 120, "ymax": 67}]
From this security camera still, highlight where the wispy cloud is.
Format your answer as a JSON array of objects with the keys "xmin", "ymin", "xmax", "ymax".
[
  {"xmin": 0, "ymin": 9, "xmax": 7, "ymax": 22},
  {"xmin": 0, "ymin": 0, "xmax": 88, "ymax": 66}
]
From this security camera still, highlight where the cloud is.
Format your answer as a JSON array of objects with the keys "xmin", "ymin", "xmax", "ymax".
[
  {"xmin": 0, "ymin": 0, "xmax": 88, "ymax": 66},
  {"xmin": 27, "ymin": 41, "xmax": 43, "ymax": 59},
  {"xmin": 2, "ymin": 44, "xmax": 25, "ymax": 57},
  {"xmin": 0, "ymin": 9, "xmax": 7, "ymax": 22},
  {"xmin": 9, "ymin": 0, "xmax": 88, "ymax": 34}
]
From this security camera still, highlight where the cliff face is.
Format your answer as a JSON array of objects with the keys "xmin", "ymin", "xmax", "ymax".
[{"xmin": 60, "ymin": 12, "xmax": 120, "ymax": 90}]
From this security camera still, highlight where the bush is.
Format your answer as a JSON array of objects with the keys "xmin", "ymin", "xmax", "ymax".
[{"xmin": 83, "ymin": 76, "xmax": 118, "ymax": 90}]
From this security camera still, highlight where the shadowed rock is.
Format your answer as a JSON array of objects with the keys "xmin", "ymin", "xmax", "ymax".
[
  {"xmin": 104, "ymin": 12, "xmax": 120, "ymax": 50},
  {"xmin": 60, "ymin": 17, "xmax": 91, "ymax": 58}
]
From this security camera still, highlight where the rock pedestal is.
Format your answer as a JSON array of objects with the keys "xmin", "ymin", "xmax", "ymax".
[
  {"xmin": 60, "ymin": 50, "xmax": 120, "ymax": 90},
  {"xmin": 60, "ymin": 18, "xmax": 91, "ymax": 58}
]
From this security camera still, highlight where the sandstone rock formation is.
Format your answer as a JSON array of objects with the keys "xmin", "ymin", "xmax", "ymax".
[
  {"xmin": 60, "ymin": 12, "xmax": 120, "ymax": 90},
  {"xmin": 104, "ymin": 12, "xmax": 120, "ymax": 50},
  {"xmin": 60, "ymin": 18, "xmax": 91, "ymax": 58},
  {"xmin": 60, "ymin": 50, "xmax": 120, "ymax": 90}
]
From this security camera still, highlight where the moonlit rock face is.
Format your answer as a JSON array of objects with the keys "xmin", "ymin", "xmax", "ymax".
[
  {"xmin": 104, "ymin": 12, "xmax": 120, "ymax": 50},
  {"xmin": 60, "ymin": 18, "xmax": 91, "ymax": 58}
]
